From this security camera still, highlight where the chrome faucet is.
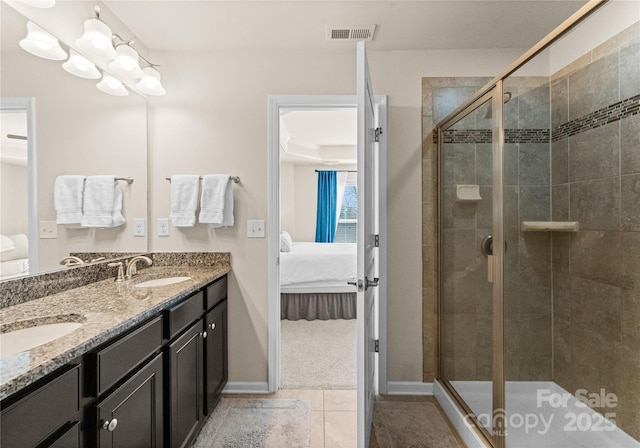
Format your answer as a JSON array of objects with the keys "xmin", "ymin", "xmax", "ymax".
[
  {"xmin": 59, "ymin": 256, "xmax": 85, "ymax": 266},
  {"xmin": 125, "ymin": 256, "xmax": 153, "ymax": 279}
]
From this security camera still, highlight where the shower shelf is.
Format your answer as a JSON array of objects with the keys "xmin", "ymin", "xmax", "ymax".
[{"xmin": 521, "ymin": 221, "xmax": 579, "ymax": 232}]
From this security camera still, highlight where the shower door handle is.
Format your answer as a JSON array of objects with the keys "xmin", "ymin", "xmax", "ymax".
[
  {"xmin": 480, "ymin": 235, "xmax": 493, "ymax": 257},
  {"xmin": 481, "ymin": 235, "xmax": 495, "ymax": 283}
]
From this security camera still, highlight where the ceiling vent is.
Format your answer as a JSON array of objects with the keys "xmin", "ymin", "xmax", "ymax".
[{"xmin": 327, "ymin": 25, "xmax": 377, "ymax": 42}]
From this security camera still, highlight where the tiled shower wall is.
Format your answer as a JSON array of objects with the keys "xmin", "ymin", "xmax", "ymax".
[
  {"xmin": 421, "ymin": 77, "xmax": 490, "ymax": 382},
  {"xmin": 550, "ymin": 23, "xmax": 640, "ymax": 440},
  {"xmin": 423, "ymin": 23, "xmax": 639, "ymax": 439}
]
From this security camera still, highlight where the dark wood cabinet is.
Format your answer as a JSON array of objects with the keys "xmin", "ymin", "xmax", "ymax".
[
  {"xmin": 204, "ymin": 300, "xmax": 227, "ymax": 415},
  {"xmin": 167, "ymin": 321, "xmax": 204, "ymax": 448},
  {"xmin": 0, "ymin": 364, "xmax": 81, "ymax": 448},
  {"xmin": 92, "ymin": 353, "xmax": 164, "ymax": 448},
  {"xmin": 1, "ymin": 274, "xmax": 228, "ymax": 448}
]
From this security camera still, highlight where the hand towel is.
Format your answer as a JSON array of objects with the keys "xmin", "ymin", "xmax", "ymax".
[
  {"xmin": 170, "ymin": 175, "xmax": 200, "ymax": 227},
  {"xmin": 199, "ymin": 175, "xmax": 229, "ymax": 225},
  {"xmin": 199, "ymin": 175, "xmax": 234, "ymax": 228},
  {"xmin": 81, "ymin": 176, "xmax": 124, "ymax": 227},
  {"xmin": 54, "ymin": 175, "xmax": 85, "ymax": 224}
]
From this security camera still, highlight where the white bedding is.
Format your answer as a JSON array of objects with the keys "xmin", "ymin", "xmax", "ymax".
[
  {"xmin": 280, "ymin": 242, "xmax": 357, "ymax": 288},
  {"xmin": 0, "ymin": 258, "xmax": 29, "ymax": 279}
]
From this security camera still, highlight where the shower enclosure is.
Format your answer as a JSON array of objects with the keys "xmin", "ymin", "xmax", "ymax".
[{"xmin": 436, "ymin": 1, "xmax": 640, "ymax": 447}]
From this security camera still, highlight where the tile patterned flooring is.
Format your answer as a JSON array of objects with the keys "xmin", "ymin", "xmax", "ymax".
[
  {"xmin": 228, "ymin": 389, "xmax": 358, "ymax": 448},
  {"xmin": 224, "ymin": 390, "xmax": 464, "ymax": 448}
]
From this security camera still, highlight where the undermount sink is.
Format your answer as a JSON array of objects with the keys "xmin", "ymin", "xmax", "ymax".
[
  {"xmin": 0, "ymin": 320, "xmax": 84, "ymax": 359},
  {"xmin": 133, "ymin": 276, "xmax": 191, "ymax": 288}
]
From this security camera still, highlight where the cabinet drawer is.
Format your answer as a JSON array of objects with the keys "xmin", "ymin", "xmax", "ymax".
[
  {"xmin": 49, "ymin": 422, "xmax": 81, "ymax": 448},
  {"xmin": 91, "ymin": 316, "xmax": 163, "ymax": 396},
  {"xmin": 205, "ymin": 276, "xmax": 227, "ymax": 310},
  {"xmin": 1, "ymin": 364, "xmax": 80, "ymax": 448},
  {"xmin": 165, "ymin": 291, "xmax": 204, "ymax": 340}
]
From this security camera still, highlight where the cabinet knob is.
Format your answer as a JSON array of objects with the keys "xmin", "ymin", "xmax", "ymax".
[
  {"xmin": 102, "ymin": 418, "xmax": 118, "ymax": 432},
  {"xmin": 202, "ymin": 331, "xmax": 208, "ymax": 339},
  {"xmin": 210, "ymin": 323, "xmax": 216, "ymax": 330}
]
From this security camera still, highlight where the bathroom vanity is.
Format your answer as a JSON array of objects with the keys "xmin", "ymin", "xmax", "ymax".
[{"xmin": 0, "ymin": 259, "xmax": 229, "ymax": 448}]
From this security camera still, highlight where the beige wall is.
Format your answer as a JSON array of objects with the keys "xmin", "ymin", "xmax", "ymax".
[
  {"xmin": 0, "ymin": 163, "xmax": 28, "ymax": 235},
  {"xmin": 280, "ymin": 163, "xmax": 296, "ymax": 239},
  {"xmin": 148, "ymin": 46, "xmax": 527, "ymax": 384}
]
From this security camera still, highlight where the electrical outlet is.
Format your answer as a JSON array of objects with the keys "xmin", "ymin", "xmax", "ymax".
[
  {"xmin": 39, "ymin": 221, "xmax": 57, "ymax": 239},
  {"xmin": 247, "ymin": 219, "xmax": 265, "ymax": 238},
  {"xmin": 157, "ymin": 218, "xmax": 170, "ymax": 237},
  {"xmin": 133, "ymin": 218, "xmax": 146, "ymax": 237}
]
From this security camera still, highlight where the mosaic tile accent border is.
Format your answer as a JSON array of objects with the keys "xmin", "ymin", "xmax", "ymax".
[
  {"xmin": 435, "ymin": 128, "xmax": 550, "ymax": 144},
  {"xmin": 552, "ymin": 94, "xmax": 640, "ymax": 141}
]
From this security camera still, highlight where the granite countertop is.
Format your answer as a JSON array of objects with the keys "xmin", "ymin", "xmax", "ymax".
[{"xmin": 0, "ymin": 264, "xmax": 230, "ymax": 400}]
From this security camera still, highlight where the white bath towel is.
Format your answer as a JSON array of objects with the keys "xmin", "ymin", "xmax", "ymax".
[
  {"xmin": 81, "ymin": 176, "xmax": 125, "ymax": 227},
  {"xmin": 170, "ymin": 175, "xmax": 200, "ymax": 227},
  {"xmin": 54, "ymin": 175, "xmax": 85, "ymax": 224},
  {"xmin": 199, "ymin": 175, "xmax": 234, "ymax": 228}
]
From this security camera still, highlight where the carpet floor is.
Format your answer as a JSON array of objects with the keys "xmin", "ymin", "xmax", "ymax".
[
  {"xmin": 280, "ymin": 319, "xmax": 357, "ymax": 390},
  {"xmin": 371, "ymin": 396, "xmax": 465, "ymax": 448},
  {"xmin": 192, "ymin": 398, "xmax": 310, "ymax": 448}
]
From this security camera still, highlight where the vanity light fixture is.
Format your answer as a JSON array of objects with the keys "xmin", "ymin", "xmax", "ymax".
[
  {"xmin": 136, "ymin": 66, "xmax": 166, "ymax": 96},
  {"xmin": 19, "ymin": 21, "xmax": 67, "ymax": 60},
  {"xmin": 62, "ymin": 49, "xmax": 101, "ymax": 79},
  {"xmin": 108, "ymin": 44, "xmax": 144, "ymax": 78},
  {"xmin": 96, "ymin": 72, "xmax": 129, "ymax": 96},
  {"xmin": 76, "ymin": 17, "xmax": 117, "ymax": 60}
]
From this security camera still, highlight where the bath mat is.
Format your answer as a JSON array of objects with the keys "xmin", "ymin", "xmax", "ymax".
[
  {"xmin": 280, "ymin": 319, "xmax": 357, "ymax": 390},
  {"xmin": 192, "ymin": 398, "xmax": 310, "ymax": 448}
]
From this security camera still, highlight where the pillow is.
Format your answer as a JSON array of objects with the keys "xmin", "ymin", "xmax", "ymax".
[
  {"xmin": 0, "ymin": 234, "xmax": 15, "ymax": 253},
  {"xmin": 0, "ymin": 234, "xmax": 29, "ymax": 262},
  {"xmin": 280, "ymin": 231, "xmax": 293, "ymax": 252}
]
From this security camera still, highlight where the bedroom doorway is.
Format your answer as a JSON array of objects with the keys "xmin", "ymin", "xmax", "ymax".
[
  {"xmin": 267, "ymin": 87, "xmax": 388, "ymax": 446},
  {"xmin": 278, "ymin": 107, "xmax": 359, "ymax": 392}
]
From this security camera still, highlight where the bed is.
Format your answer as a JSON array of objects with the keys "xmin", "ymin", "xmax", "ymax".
[
  {"xmin": 0, "ymin": 234, "xmax": 30, "ymax": 280},
  {"xmin": 280, "ymin": 241, "xmax": 357, "ymax": 321}
]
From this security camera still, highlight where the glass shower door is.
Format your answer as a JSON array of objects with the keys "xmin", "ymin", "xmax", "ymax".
[{"xmin": 439, "ymin": 89, "xmax": 500, "ymax": 444}]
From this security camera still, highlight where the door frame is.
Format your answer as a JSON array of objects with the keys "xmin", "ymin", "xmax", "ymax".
[
  {"xmin": 0, "ymin": 97, "xmax": 38, "ymax": 273},
  {"xmin": 267, "ymin": 94, "xmax": 388, "ymax": 394}
]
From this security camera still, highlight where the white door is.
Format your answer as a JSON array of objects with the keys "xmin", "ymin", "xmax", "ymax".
[{"xmin": 356, "ymin": 41, "xmax": 378, "ymax": 448}]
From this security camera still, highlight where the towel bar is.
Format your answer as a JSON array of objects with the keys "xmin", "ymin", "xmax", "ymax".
[
  {"xmin": 165, "ymin": 176, "xmax": 240, "ymax": 184},
  {"xmin": 116, "ymin": 177, "xmax": 133, "ymax": 184}
]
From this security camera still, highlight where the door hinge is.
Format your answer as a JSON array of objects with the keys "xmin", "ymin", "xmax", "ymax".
[
  {"xmin": 374, "ymin": 127, "xmax": 382, "ymax": 142},
  {"xmin": 374, "ymin": 234, "xmax": 380, "ymax": 247},
  {"xmin": 374, "ymin": 339, "xmax": 379, "ymax": 353}
]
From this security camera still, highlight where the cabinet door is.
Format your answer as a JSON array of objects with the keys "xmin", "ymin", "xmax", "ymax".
[
  {"xmin": 167, "ymin": 321, "xmax": 204, "ymax": 448},
  {"xmin": 204, "ymin": 300, "xmax": 227, "ymax": 415},
  {"xmin": 94, "ymin": 353, "xmax": 163, "ymax": 448}
]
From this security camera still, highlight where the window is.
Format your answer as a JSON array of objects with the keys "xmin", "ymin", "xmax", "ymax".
[{"xmin": 335, "ymin": 184, "xmax": 357, "ymax": 243}]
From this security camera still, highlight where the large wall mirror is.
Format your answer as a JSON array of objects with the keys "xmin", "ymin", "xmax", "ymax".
[{"xmin": 0, "ymin": 2, "xmax": 148, "ymax": 279}]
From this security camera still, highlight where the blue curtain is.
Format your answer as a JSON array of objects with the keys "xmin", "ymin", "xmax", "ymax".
[{"xmin": 315, "ymin": 170, "xmax": 337, "ymax": 243}]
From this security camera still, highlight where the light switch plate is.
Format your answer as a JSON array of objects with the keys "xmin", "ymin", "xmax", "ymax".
[
  {"xmin": 247, "ymin": 219, "xmax": 265, "ymax": 238},
  {"xmin": 133, "ymin": 218, "xmax": 146, "ymax": 237},
  {"xmin": 39, "ymin": 221, "xmax": 57, "ymax": 239},
  {"xmin": 157, "ymin": 218, "xmax": 170, "ymax": 237}
]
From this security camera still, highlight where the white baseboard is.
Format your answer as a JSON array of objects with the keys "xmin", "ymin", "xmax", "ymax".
[
  {"xmin": 223, "ymin": 382, "xmax": 270, "ymax": 394},
  {"xmin": 386, "ymin": 381, "xmax": 434, "ymax": 396}
]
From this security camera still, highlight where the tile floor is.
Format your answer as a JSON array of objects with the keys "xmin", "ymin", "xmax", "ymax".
[
  {"xmin": 227, "ymin": 389, "xmax": 357, "ymax": 447},
  {"xmin": 225, "ymin": 390, "xmax": 465, "ymax": 448}
]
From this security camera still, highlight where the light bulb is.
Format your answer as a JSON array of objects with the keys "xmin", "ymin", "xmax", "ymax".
[
  {"xmin": 62, "ymin": 49, "xmax": 100, "ymax": 79},
  {"xmin": 136, "ymin": 67, "xmax": 166, "ymax": 96},
  {"xmin": 76, "ymin": 18, "xmax": 117, "ymax": 60},
  {"xmin": 19, "ymin": 21, "xmax": 66, "ymax": 60},
  {"xmin": 96, "ymin": 72, "xmax": 129, "ymax": 96}
]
